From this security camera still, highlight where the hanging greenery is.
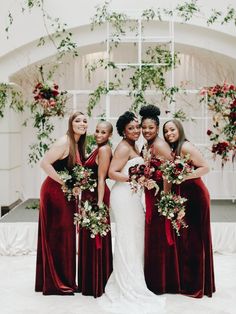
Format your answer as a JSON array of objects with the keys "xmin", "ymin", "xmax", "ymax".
[
  {"xmin": 87, "ymin": 81, "xmax": 120, "ymax": 117},
  {"xmin": 2, "ymin": 0, "xmax": 236, "ymax": 166},
  {"xmin": 5, "ymin": 0, "xmax": 78, "ymax": 59},
  {"xmin": 200, "ymin": 83, "xmax": 236, "ymax": 166},
  {"xmin": 0, "ymin": 83, "xmax": 24, "ymax": 118},
  {"xmin": 25, "ymin": 65, "xmax": 68, "ymax": 164}
]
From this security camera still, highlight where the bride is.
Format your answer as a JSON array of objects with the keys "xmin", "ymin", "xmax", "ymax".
[{"xmin": 98, "ymin": 112, "xmax": 165, "ymax": 314}]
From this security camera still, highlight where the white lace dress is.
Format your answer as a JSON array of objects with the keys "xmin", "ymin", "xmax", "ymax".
[{"xmin": 98, "ymin": 157, "xmax": 165, "ymax": 314}]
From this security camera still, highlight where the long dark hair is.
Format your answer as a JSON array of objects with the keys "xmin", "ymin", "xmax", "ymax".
[
  {"xmin": 163, "ymin": 119, "xmax": 187, "ymax": 155},
  {"xmin": 66, "ymin": 111, "xmax": 86, "ymax": 169}
]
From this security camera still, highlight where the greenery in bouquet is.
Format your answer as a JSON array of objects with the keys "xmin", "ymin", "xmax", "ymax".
[
  {"xmin": 58, "ymin": 165, "xmax": 97, "ymax": 201},
  {"xmin": 157, "ymin": 191, "xmax": 188, "ymax": 236},
  {"xmin": 160, "ymin": 154, "xmax": 194, "ymax": 184},
  {"xmin": 74, "ymin": 201, "xmax": 111, "ymax": 238},
  {"xmin": 128, "ymin": 163, "xmax": 159, "ymax": 194}
]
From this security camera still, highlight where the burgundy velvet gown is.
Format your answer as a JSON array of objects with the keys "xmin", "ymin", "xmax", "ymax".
[
  {"xmin": 144, "ymin": 157, "xmax": 180, "ymax": 294},
  {"xmin": 175, "ymin": 177, "xmax": 216, "ymax": 298},
  {"xmin": 78, "ymin": 148, "xmax": 113, "ymax": 298},
  {"xmin": 35, "ymin": 157, "xmax": 77, "ymax": 295}
]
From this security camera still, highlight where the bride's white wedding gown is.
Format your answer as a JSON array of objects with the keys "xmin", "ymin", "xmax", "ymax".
[{"xmin": 98, "ymin": 157, "xmax": 165, "ymax": 314}]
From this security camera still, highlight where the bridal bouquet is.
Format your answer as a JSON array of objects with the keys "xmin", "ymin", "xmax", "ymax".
[
  {"xmin": 160, "ymin": 154, "xmax": 194, "ymax": 184},
  {"xmin": 128, "ymin": 163, "xmax": 159, "ymax": 194},
  {"xmin": 157, "ymin": 191, "xmax": 188, "ymax": 236},
  {"xmin": 74, "ymin": 201, "xmax": 111, "ymax": 238},
  {"xmin": 58, "ymin": 165, "xmax": 97, "ymax": 201}
]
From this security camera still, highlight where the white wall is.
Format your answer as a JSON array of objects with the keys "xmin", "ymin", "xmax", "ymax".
[{"xmin": 0, "ymin": 0, "xmax": 236, "ymax": 206}]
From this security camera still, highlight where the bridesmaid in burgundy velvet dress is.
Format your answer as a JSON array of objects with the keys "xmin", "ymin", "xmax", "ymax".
[
  {"xmin": 78, "ymin": 121, "xmax": 113, "ymax": 297},
  {"xmin": 139, "ymin": 105, "xmax": 180, "ymax": 294},
  {"xmin": 35, "ymin": 111, "xmax": 87, "ymax": 295},
  {"xmin": 163, "ymin": 119, "xmax": 215, "ymax": 298}
]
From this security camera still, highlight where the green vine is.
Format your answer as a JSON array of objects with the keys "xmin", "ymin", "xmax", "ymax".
[
  {"xmin": 87, "ymin": 81, "xmax": 119, "ymax": 117},
  {"xmin": 130, "ymin": 90, "xmax": 147, "ymax": 112},
  {"xmin": 85, "ymin": 59, "xmax": 117, "ymax": 82},
  {"xmin": 5, "ymin": 0, "xmax": 78, "ymax": 59},
  {"xmin": 28, "ymin": 112, "xmax": 55, "ymax": 164},
  {"xmin": 207, "ymin": 9, "xmax": 222, "ymax": 26},
  {"xmin": 175, "ymin": 0, "xmax": 200, "ymax": 22},
  {"xmin": 0, "ymin": 84, "xmax": 24, "ymax": 118},
  {"xmin": 173, "ymin": 109, "xmax": 190, "ymax": 122},
  {"xmin": 85, "ymin": 134, "xmax": 97, "ymax": 155}
]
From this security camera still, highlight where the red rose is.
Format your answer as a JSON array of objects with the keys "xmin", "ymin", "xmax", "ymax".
[
  {"xmin": 153, "ymin": 170, "xmax": 163, "ymax": 182},
  {"xmin": 150, "ymin": 159, "xmax": 162, "ymax": 169},
  {"xmin": 35, "ymin": 82, "xmax": 43, "ymax": 89},
  {"xmin": 52, "ymin": 90, "xmax": 59, "ymax": 97},
  {"xmin": 207, "ymin": 129, "xmax": 212, "ymax": 136}
]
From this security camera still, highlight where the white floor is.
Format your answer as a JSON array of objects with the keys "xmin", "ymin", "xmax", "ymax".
[{"xmin": 0, "ymin": 253, "xmax": 235, "ymax": 314}]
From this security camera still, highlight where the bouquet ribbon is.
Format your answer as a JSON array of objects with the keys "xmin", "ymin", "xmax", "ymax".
[
  {"xmin": 76, "ymin": 192, "xmax": 82, "ymax": 233},
  {"xmin": 145, "ymin": 188, "xmax": 174, "ymax": 245},
  {"xmin": 95, "ymin": 235, "xmax": 102, "ymax": 250},
  {"xmin": 165, "ymin": 219, "xmax": 174, "ymax": 246}
]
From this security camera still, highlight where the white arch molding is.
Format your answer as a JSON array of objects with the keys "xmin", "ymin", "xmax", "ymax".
[{"xmin": 0, "ymin": 19, "xmax": 236, "ymax": 208}]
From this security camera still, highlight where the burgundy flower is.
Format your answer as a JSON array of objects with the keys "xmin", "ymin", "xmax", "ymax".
[
  {"xmin": 207, "ymin": 129, "xmax": 213, "ymax": 136},
  {"xmin": 35, "ymin": 82, "xmax": 43, "ymax": 89},
  {"xmin": 138, "ymin": 164, "xmax": 146, "ymax": 174},
  {"xmin": 52, "ymin": 89, "xmax": 59, "ymax": 97},
  {"xmin": 153, "ymin": 170, "xmax": 163, "ymax": 182},
  {"xmin": 129, "ymin": 165, "xmax": 138, "ymax": 175},
  {"xmin": 230, "ymin": 100, "xmax": 236, "ymax": 109},
  {"xmin": 212, "ymin": 142, "xmax": 229, "ymax": 155},
  {"xmin": 229, "ymin": 111, "xmax": 236, "ymax": 122},
  {"xmin": 150, "ymin": 159, "xmax": 162, "ymax": 169}
]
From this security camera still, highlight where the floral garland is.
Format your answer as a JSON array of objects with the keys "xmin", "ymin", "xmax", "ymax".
[
  {"xmin": 28, "ymin": 67, "xmax": 68, "ymax": 164},
  {"xmin": 200, "ymin": 82, "xmax": 236, "ymax": 165},
  {"xmin": 32, "ymin": 80, "xmax": 67, "ymax": 117}
]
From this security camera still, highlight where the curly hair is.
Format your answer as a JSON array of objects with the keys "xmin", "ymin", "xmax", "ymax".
[
  {"xmin": 139, "ymin": 104, "xmax": 160, "ymax": 126},
  {"xmin": 116, "ymin": 111, "xmax": 137, "ymax": 137}
]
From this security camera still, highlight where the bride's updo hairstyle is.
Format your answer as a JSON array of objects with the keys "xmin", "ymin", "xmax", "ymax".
[
  {"xmin": 116, "ymin": 111, "xmax": 137, "ymax": 137},
  {"xmin": 139, "ymin": 104, "xmax": 160, "ymax": 126}
]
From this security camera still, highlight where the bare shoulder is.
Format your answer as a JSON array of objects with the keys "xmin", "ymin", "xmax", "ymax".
[
  {"xmin": 114, "ymin": 141, "xmax": 130, "ymax": 157},
  {"xmin": 154, "ymin": 137, "xmax": 169, "ymax": 150},
  {"xmin": 153, "ymin": 137, "xmax": 172, "ymax": 158},
  {"xmin": 98, "ymin": 144, "xmax": 112, "ymax": 156},
  {"xmin": 52, "ymin": 135, "xmax": 69, "ymax": 148},
  {"xmin": 181, "ymin": 141, "xmax": 197, "ymax": 155}
]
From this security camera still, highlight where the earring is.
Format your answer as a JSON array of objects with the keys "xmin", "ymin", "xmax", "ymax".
[{"xmin": 123, "ymin": 133, "xmax": 126, "ymax": 139}]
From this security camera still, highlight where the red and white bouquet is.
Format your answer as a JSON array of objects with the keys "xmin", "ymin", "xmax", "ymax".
[
  {"xmin": 58, "ymin": 165, "xmax": 97, "ymax": 201},
  {"xmin": 160, "ymin": 154, "xmax": 194, "ymax": 184},
  {"xmin": 128, "ymin": 163, "xmax": 159, "ymax": 194},
  {"xmin": 74, "ymin": 201, "xmax": 111, "ymax": 238},
  {"xmin": 157, "ymin": 191, "xmax": 188, "ymax": 236}
]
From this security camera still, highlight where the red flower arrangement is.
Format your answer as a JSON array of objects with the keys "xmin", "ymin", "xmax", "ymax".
[
  {"xmin": 128, "ymin": 163, "xmax": 160, "ymax": 194},
  {"xmin": 200, "ymin": 82, "xmax": 236, "ymax": 165},
  {"xmin": 160, "ymin": 154, "xmax": 194, "ymax": 184},
  {"xmin": 32, "ymin": 81, "xmax": 67, "ymax": 117},
  {"xmin": 157, "ymin": 191, "xmax": 188, "ymax": 236}
]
